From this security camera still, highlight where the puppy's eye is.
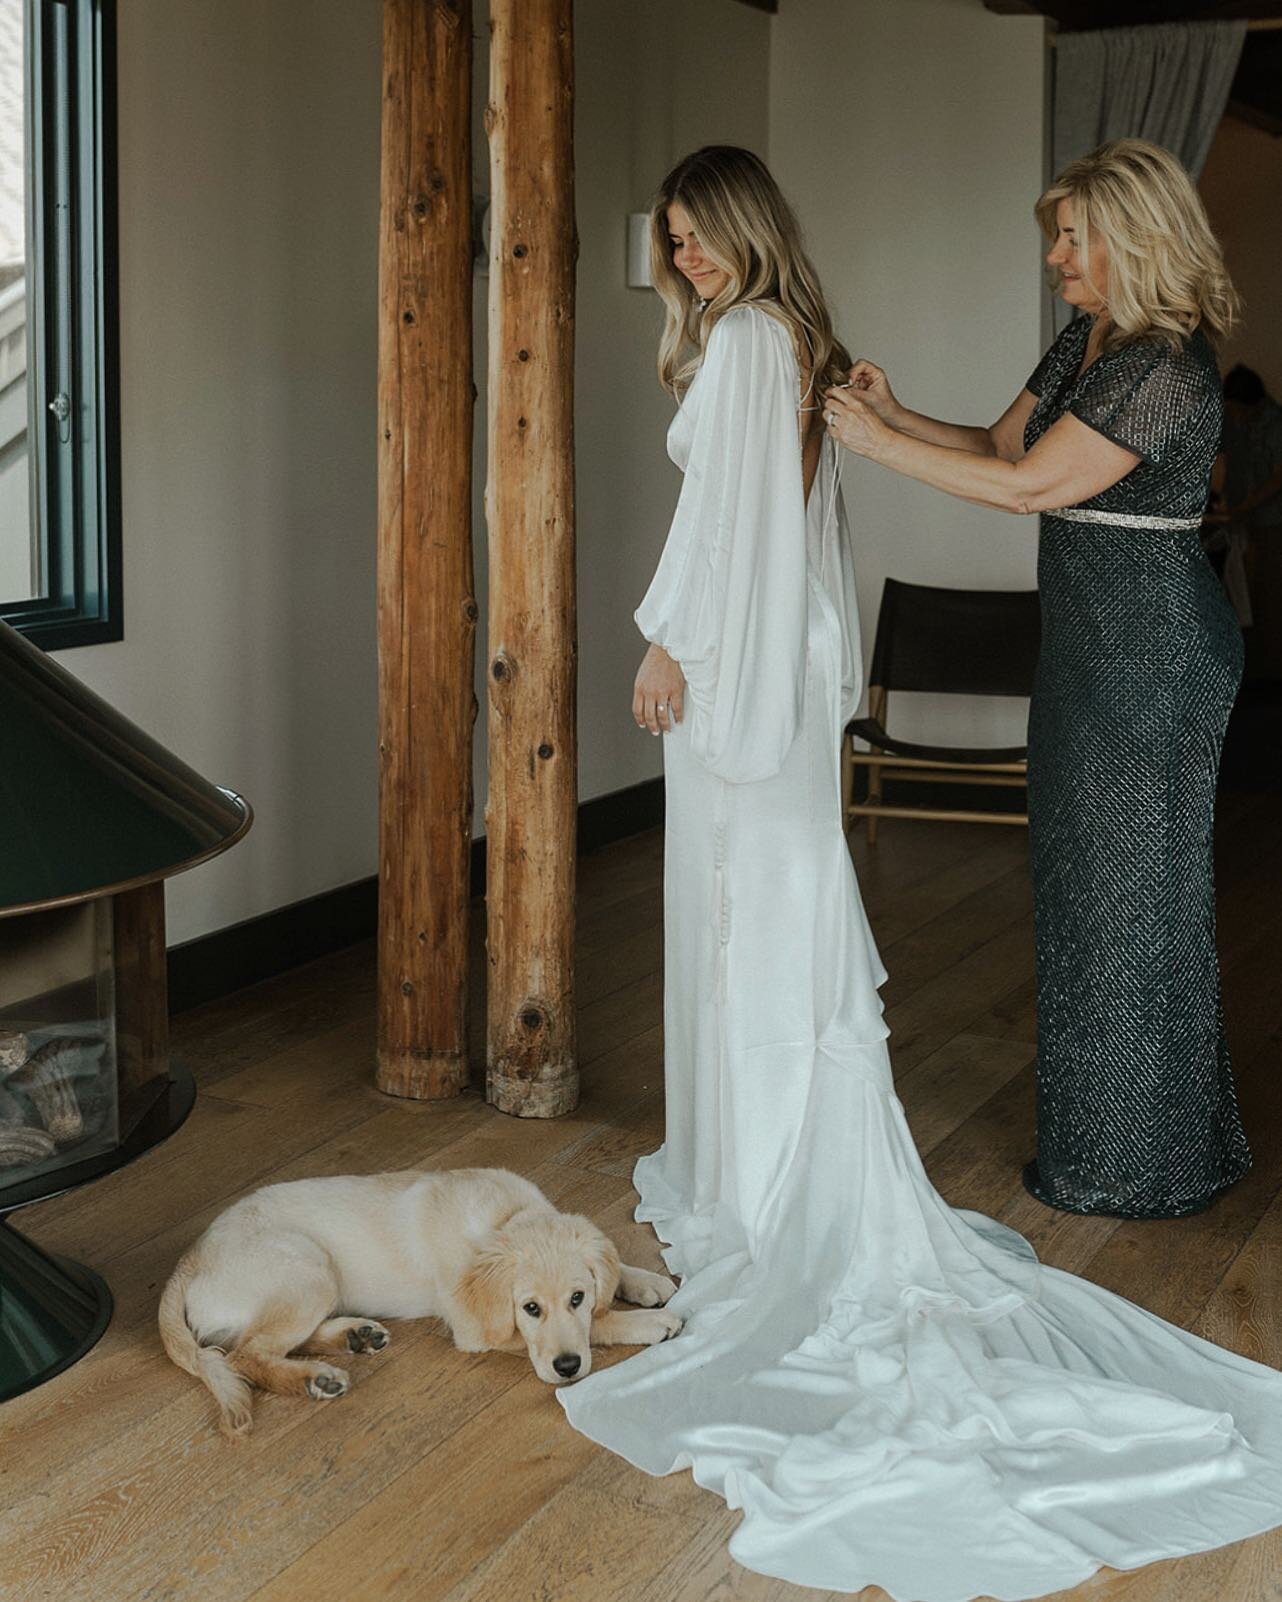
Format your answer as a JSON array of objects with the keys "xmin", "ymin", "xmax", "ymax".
[
  {"xmin": 522, "ymin": 1301, "xmax": 541, "ymax": 1319},
  {"xmin": 569, "ymin": 1290, "xmax": 585, "ymax": 1308}
]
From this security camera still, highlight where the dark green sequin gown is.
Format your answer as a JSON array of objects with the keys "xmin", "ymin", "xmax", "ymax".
[{"xmin": 1023, "ymin": 316, "xmax": 1250, "ymax": 1217}]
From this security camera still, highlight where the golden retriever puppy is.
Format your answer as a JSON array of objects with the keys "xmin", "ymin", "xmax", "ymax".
[{"xmin": 159, "ymin": 1166, "xmax": 681, "ymax": 1439}]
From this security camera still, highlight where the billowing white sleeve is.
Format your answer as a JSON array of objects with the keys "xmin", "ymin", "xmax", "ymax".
[{"xmin": 634, "ymin": 306, "xmax": 808, "ymax": 784}]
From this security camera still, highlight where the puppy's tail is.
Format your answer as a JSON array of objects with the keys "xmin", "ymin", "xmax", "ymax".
[{"xmin": 158, "ymin": 1252, "xmax": 253, "ymax": 1440}]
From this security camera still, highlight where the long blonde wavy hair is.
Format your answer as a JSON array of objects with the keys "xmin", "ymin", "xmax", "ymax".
[
  {"xmin": 1035, "ymin": 138, "xmax": 1239, "ymax": 351},
  {"xmin": 648, "ymin": 146, "xmax": 850, "ymax": 398}
]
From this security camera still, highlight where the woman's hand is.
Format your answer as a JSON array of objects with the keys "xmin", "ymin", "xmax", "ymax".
[
  {"xmin": 847, "ymin": 359, "xmax": 901, "ymax": 423},
  {"xmin": 823, "ymin": 384, "xmax": 898, "ymax": 463},
  {"xmin": 634, "ymin": 643, "xmax": 685, "ymax": 735}
]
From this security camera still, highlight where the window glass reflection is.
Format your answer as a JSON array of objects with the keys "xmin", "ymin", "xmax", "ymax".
[{"xmin": 0, "ymin": 0, "xmax": 35, "ymax": 605}]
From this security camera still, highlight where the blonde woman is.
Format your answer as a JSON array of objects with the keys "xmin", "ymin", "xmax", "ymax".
[
  {"xmin": 826, "ymin": 138, "xmax": 1250, "ymax": 1221},
  {"xmin": 558, "ymin": 146, "xmax": 1282, "ymax": 1600}
]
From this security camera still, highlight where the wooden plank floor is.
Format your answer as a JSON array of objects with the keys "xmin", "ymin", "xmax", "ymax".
[{"xmin": 2, "ymin": 796, "xmax": 1280, "ymax": 1602}]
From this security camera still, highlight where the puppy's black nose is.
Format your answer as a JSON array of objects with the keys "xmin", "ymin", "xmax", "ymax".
[{"xmin": 553, "ymin": 1353, "xmax": 581, "ymax": 1378}]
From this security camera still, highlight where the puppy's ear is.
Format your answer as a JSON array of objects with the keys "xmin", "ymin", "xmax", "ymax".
[
  {"xmin": 452, "ymin": 1235, "xmax": 518, "ymax": 1349},
  {"xmin": 569, "ymin": 1217, "xmax": 621, "ymax": 1309}
]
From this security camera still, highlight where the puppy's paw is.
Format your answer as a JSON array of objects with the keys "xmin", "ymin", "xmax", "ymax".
[
  {"xmin": 618, "ymin": 1266, "xmax": 678, "ymax": 1307},
  {"xmin": 218, "ymin": 1403, "xmax": 254, "ymax": 1442},
  {"xmin": 634, "ymin": 1307, "xmax": 684, "ymax": 1344},
  {"xmin": 346, "ymin": 1321, "xmax": 391, "ymax": 1355},
  {"xmin": 305, "ymin": 1364, "xmax": 350, "ymax": 1400}
]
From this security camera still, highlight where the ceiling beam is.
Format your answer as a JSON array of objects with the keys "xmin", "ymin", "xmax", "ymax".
[{"xmin": 983, "ymin": 0, "xmax": 1282, "ymax": 22}]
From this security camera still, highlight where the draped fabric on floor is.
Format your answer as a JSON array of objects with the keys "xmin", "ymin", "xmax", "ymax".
[{"xmin": 556, "ymin": 304, "xmax": 1282, "ymax": 1601}]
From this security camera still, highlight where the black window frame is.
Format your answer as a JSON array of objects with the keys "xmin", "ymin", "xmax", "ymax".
[{"xmin": 2, "ymin": 0, "xmax": 121, "ymax": 651}]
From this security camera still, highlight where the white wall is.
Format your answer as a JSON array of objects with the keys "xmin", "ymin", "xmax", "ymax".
[
  {"xmin": 1200, "ymin": 114, "xmax": 1282, "ymax": 399},
  {"xmin": 770, "ymin": 0, "xmax": 1047, "ymax": 747},
  {"xmin": 60, "ymin": 0, "xmax": 383, "ymax": 947}
]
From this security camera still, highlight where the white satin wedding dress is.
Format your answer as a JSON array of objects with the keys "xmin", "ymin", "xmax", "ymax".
[{"xmin": 556, "ymin": 302, "xmax": 1282, "ymax": 1601}]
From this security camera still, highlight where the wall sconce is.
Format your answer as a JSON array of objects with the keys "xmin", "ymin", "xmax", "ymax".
[{"xmin": 626, "ymin": 213, "xmax": 652, "ymax": 289}]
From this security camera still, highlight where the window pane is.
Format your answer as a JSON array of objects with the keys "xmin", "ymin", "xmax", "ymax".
[
  {"xmin": 1, "ymin": 0, "xmax": 121, "ymax": 649},
  {"xmin": 0, "ymin": 0, "xmax": 37, "ymax": 605}
]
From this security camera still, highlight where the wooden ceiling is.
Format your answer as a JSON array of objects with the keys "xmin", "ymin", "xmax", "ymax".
[
  {"xmin": 744, "ymin": 1, "xmax": 1280, "ymax": 31},
  {"xmin": 983, "ymin": 0, "xmax": 1281, "ymax": 20}
]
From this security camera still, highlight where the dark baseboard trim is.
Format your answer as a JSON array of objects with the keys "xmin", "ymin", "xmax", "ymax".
[
  {"xmin": 575, "ymin": 772, "xmax": 665, "ymax": 852},
  {"xmin": 167, "ymin": 876, "xmax": 378, "ymax": 1015},
  {"xmin": 167, "ymin": 776, "xmax": 665, "ymax": 1015}
]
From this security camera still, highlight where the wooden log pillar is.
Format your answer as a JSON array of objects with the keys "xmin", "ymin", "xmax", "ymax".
[
  {"xmin": 484, "ymin": 0, "xmax": 578, "ymax": 1117},
  {"xmin": 376, "ymin": 0, "xmax": 476, "ymax": 1099}
]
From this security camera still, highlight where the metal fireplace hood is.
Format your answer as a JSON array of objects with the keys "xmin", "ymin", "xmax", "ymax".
[{"xmin": 0, "ymin": 620, "xmax": 251, "ymax": 916}]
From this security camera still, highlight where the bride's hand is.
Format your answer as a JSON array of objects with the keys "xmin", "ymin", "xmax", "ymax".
[
  {"xmin": 823, "ymin": 385, "xmax": 896, "ymax": 462},
  {"xmin": 846, "ymin": 359, "xmax": 900, "ymax": 423},
  {"xmin": 634, "ymin": 644, "xmax": 685, "ymax": 735}
]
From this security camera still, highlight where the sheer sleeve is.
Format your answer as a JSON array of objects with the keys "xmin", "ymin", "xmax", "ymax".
[
  {"xmin": 634, "ymin": 303, "xmax": 807, "ymax": 784},
  {"xmin": 1070, "ymin": 339, "xmax": 1209, "ymax": 466}
]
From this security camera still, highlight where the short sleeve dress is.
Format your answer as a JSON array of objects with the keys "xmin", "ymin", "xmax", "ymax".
[{"xmin": 1021, "ymin": 315, "xmax": 1250, "ymax": 1217}]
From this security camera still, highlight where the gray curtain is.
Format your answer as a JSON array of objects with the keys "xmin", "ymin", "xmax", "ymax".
[{"xmin": 1051, "ymin": 21, "xmax": 1245, "ymax": 329}]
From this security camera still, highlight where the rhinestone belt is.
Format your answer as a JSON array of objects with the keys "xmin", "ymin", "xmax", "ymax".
[{"xmin": 1046, "ymin": 507, "xmax": 1203, "ymax": 530}]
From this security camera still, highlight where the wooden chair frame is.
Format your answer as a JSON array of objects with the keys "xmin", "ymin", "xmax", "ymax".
[{"xmin": 841, "ymin": 686, "xmax": 1029, "ymax": 845}]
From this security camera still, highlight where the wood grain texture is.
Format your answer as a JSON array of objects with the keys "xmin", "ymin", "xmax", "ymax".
[
  {"xmin": 112, "ymin": 882, "xmax": 169, "ymax": 1125},
  {"xmin": 483, "ymin": 0, "xmax": 579, "ymax": 1118},
  {"xmin": 2, "ymin": 809, "xmax": 1279, "ymax": 1602},
  {"xmin": 376, "ymin": 0, "xmax": 476, "ymax": 1099}
]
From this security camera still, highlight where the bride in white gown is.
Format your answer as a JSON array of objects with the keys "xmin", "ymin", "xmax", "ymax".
[{"xmin": 555, "ymin": 146, "xmax": 1282, "ymax": 1601}]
